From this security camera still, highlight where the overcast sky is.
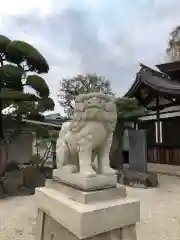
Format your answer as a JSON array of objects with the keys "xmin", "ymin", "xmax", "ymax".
[{"xmin": 1, "ymin": 0, "xmax": 180, "ymax": 114}]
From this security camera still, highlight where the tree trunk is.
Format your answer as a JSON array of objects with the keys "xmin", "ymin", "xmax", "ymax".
[
  {"xmin": 0, "ymin": 100, "xmax": 3, "ymax": 140},
  {"xmin": 0, "ymin": 57, "xmax": 8, "ymax": 176},
  {"xmin": 51, "ymin": 141, "xmax": 57, "ymax": 169},
  {"xmin": 0, "ymin": 99, "xmax": 8, "ymax": 176}
]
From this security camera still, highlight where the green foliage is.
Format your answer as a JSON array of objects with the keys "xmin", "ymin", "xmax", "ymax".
[
  {"xmin": 36, "ymin": 126, "xmax": 50, "ymax": 139},
  {"xmin": 0, "ymin": 89, "xmax": 39, "ymax": 101},
  {"xmin": 59, "ymin": 74, "xmax": 114, "ymax": 117},
  {"xmin": 5, "ymin": 40, "xmax": 49, "ymax": 73},
  {"xmin": 0, "ymin": 35, "xmax": 54, "ymax": 111},
  {"xmin": 26, "ymin": 75, "xmax": 49, "ymax": 98},
  {"xmin": 0, "ymin": 35, "xmax": 11, "ymax": 52},
  {"xmin": 0, "ymin": 34, "xmax": 55, "ymax": 141},
  {"xmin": 14, "ymin": 97, "xmax": 55, "ymax": 119},
  {"xmin": 14, "ymin": 101, "xmax": 36, "ymax": 113},
  {"xmin": 36, "ymin": 97, "xmax": 55, "ymax": 112},
  {"xmin": 0, "ymin": 65, "xmax": 24, "ymax": 83},
  {"xmin": 30, "ymin": 128, "xmax": 59, "ymax": 168},
  {"xmin": 48, "ymin": 130, "xmax": 59, "ymax": 143},
  {"xmin": 0, "ymin": 65, "xmax": 24, "ymax": 92},
  {"xmin": 116, "ymin": 97, "xmax": 138, "ymax": 118},
  {"xmin": 116, "ymin": 97, "xmax": 147, "ymax": 121}
]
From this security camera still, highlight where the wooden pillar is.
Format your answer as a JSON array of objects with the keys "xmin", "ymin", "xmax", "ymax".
[
  {"xmin": 156, "ymin": 96, "xmax": 161, "ymax": 143},
  {"xmin": 133, "ymin": 122, "xmax": 139, "ymax": 130}
]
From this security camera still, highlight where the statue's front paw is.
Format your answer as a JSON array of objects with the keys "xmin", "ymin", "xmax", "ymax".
[
  {"xmin": 80, "ymin": 168, "xmax": 97, "ymax": 178},
  {"xmin": 62, "ymin": 165, "xmax": 78, "ymax": 173},
  {"xmin": 101, "ymin": 167, "xmax": 117, "ymax": 176}
]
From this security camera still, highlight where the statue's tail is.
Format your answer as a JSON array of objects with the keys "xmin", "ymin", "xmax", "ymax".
[
  {"xmin": 56, "ymin": 121, "xmax": 72, "ymax": 167},
  {"xmin": 58, "ymin": 121, "xmax": 72, "ymax": 139}
]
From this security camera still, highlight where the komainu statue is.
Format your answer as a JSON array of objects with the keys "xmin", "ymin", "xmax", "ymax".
[{"xmin": 56, "ymin": 92, "xmax": 117, "ymax": 178}]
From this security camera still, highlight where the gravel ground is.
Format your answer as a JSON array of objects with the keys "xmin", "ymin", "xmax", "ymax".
[{"xmin": 0, "ymin": 174, "xmax": 180, "ymax": 240}]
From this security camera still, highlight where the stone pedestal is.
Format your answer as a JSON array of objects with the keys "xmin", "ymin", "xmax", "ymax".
[{"xmin": 35, "ymin": 174, "xmax": 140, "ymax": 240}]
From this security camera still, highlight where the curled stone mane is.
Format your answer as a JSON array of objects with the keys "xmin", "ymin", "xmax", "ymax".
[
  {"xmin": 70, "ymin": 93, "xmax": 117, "ymax": 133},
  {"xmin": 70, "ymin": 106, "xmax": 104, "ymax": 133}
]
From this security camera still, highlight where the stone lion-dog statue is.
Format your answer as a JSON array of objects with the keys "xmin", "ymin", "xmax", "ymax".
[{"xmin": 56, "ymin": 92, "xmax": 117, "ymax": 178}]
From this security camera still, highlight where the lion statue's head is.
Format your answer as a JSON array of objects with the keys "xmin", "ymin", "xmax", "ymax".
[{"xmin": 70, "ymin": 92, "xmax": 117, "ymax": 133}]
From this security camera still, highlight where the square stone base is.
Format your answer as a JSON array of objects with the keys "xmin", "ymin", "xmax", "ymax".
[
  {"xmin": 36, "ymin": 209, "xmax": 137, "ymax": 240},
  {"xmin": 35, "ymin": 183, "xmax": 140, "ymax": 239},
  {"xmin": 53, "ymin": 169, "xmax": 117, "ymax": 191},
  {"xmin": 45, "ymin": 180, "xmax": 127, "ymax": 204}
]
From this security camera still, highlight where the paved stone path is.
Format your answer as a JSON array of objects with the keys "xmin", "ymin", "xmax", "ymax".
[{"xmin": 0, "ymin": 174, "xmax": 180, "ymax": 239}]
